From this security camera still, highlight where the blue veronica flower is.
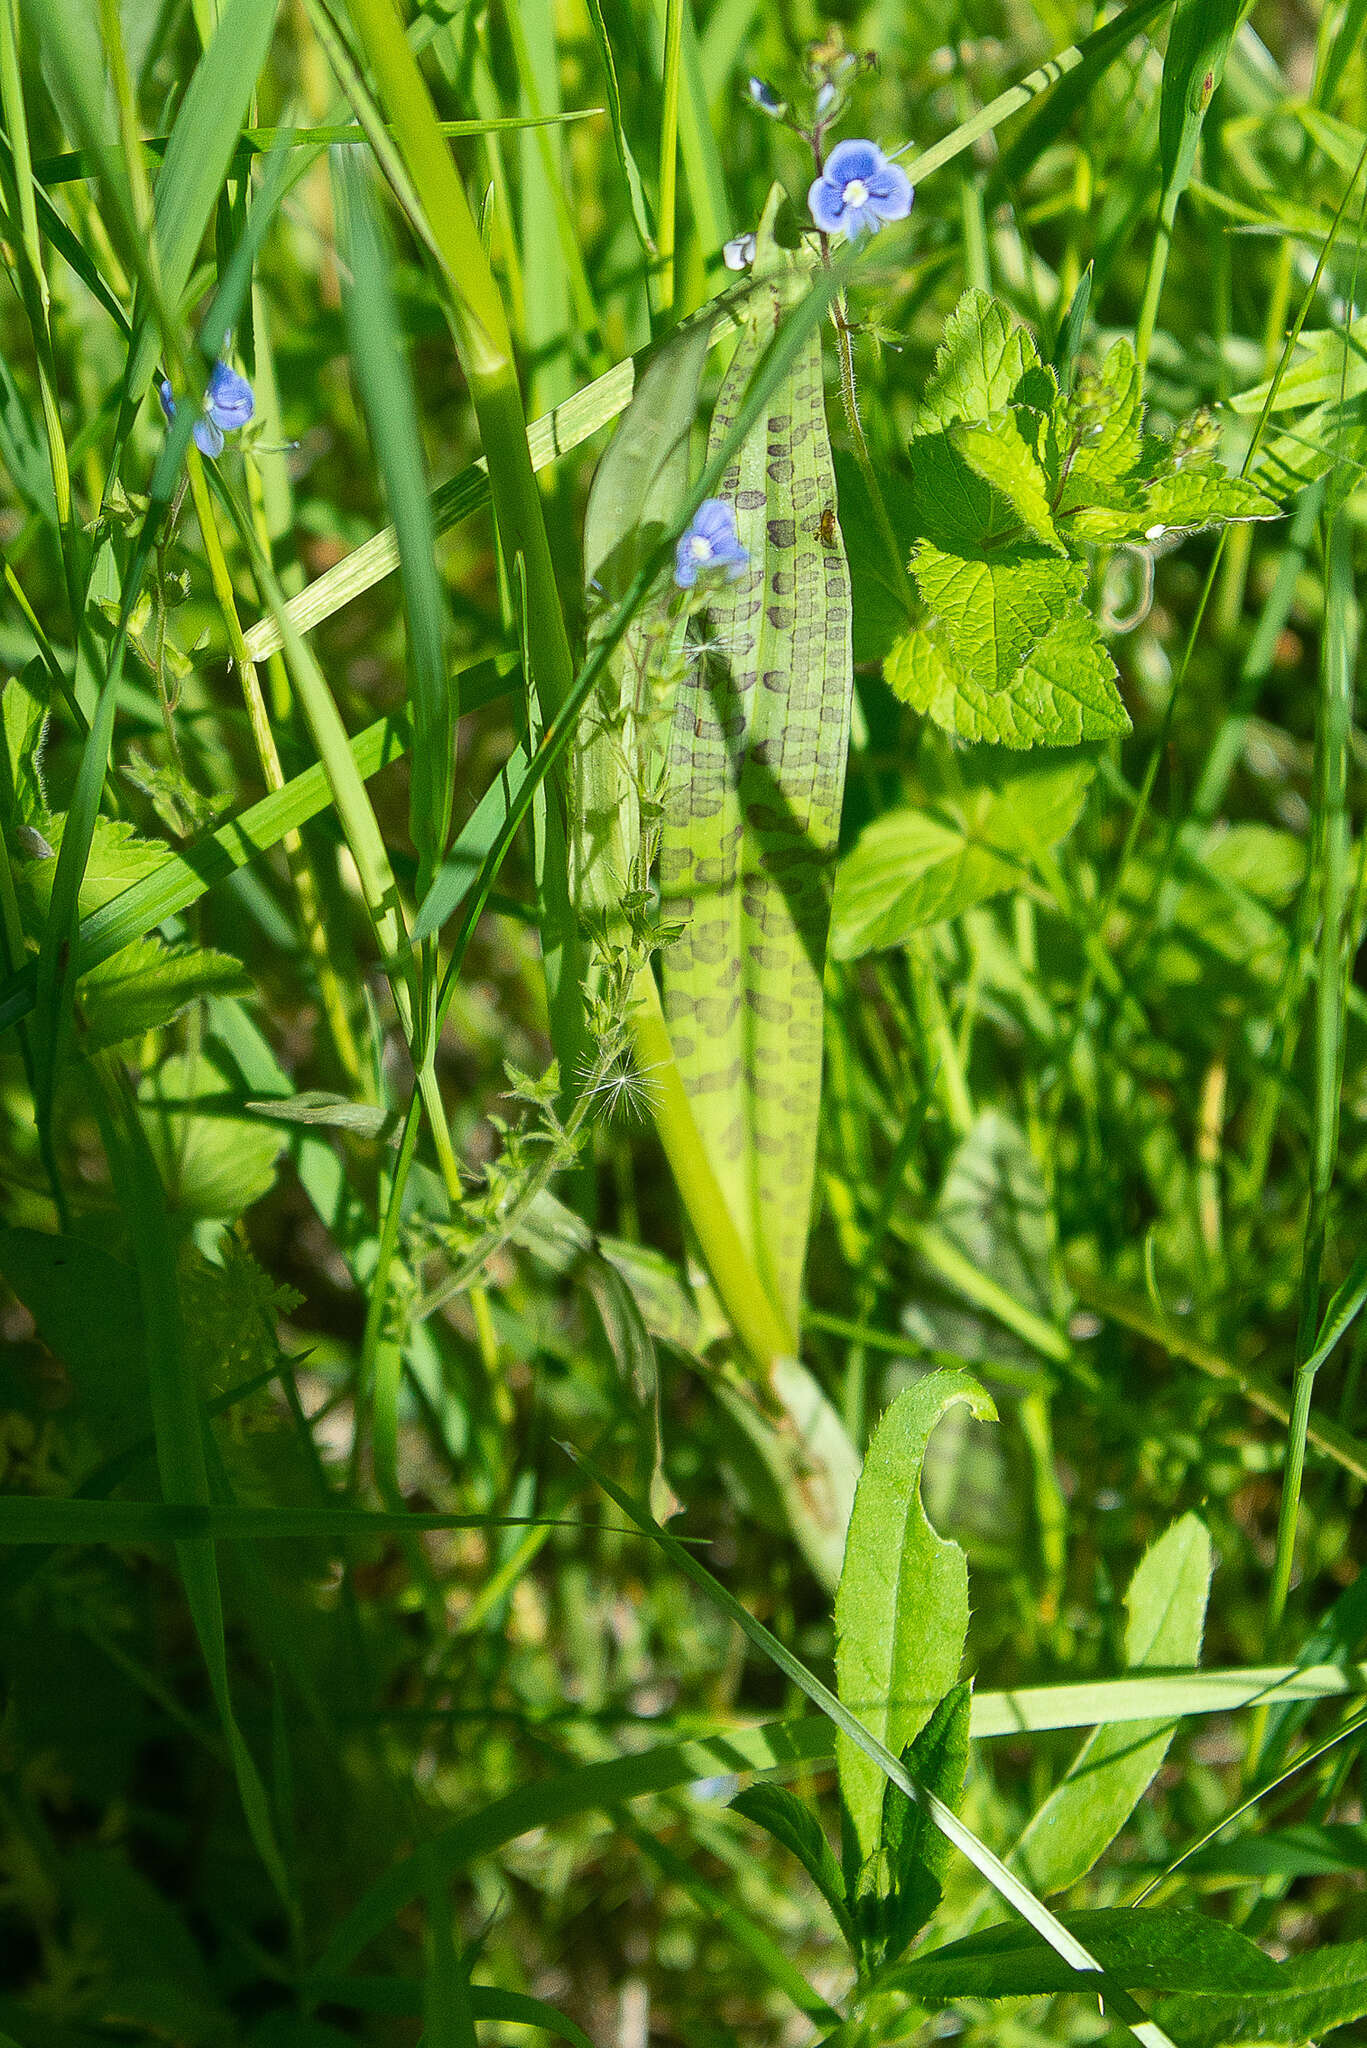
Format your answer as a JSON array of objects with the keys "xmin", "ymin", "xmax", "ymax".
[
  {"xmin": 674, "ymin": 499, "xmax": 748, "ymax": 588},
  {"xmin": 158, "ymin": 358, "xmax": 255, "ymax": 457},
  {"xmin": 808, "ymin": 139, "xmax": 913, "ymax": 240}
]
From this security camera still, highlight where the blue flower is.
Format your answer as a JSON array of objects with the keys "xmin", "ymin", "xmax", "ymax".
[
  {"xmin": 747, "ymin": 76, "xmax": 785, "ymax": 115},
  {"xmin": 808, "ymin": 139, "xmax": 913, "ymax": 240},
  {"xmin": 674, "ymin": 499, "xmax": 748, "ymax": 588},
  {"xmin": 158, "ymin": 358, "xmax": 255, "ymax": 457}
]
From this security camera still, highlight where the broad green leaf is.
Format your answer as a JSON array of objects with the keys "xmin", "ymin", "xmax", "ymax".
[
  {"xmin": 730, "ymin": 1784, "xmax": 854, "ymax": 1943},
  {"xmin": 831, "ymin": 747, "xmax": 1094, "ymax": 956},
  {"xmin": 888, "ymin": 609, "xmax": 1128, "ymax": 749},
  {"xmin": 0, "ymin": 664, "xmax": 49, "ymax": 827},
  {"xmin": 17, "ymin": 813, "xmax": 176, "ymax": 922},
  {"xmin": 139, "ymin": 1051, "xmax": 287, "ymax": 1220},
  {"xmin": 76, "ymin": 935, "xmax": 249, "ymax": 1052},
  {"xmin": 865, "ymin": 1681, "xmax": 974, "ymax": 1967},
  {"xmin": 0, "ymin": 1223, "xmax": 147, "ymax": 1445},
  {"xmin": 1010, "ymin": 1511, "xmax": 1212, "ymax": 1894},
  {"xmin": 661, "ymin": 187, "xmax": 853, "ymax": 1335},
  {"xmin": 911, "ymin": 544, "xmax": 1081, "ymax": 688},
  {"xmin": 914, "ymin": 288, "xmax": 1054, "ymax": 433},
  {"xmin": 887, "ymin": 1907, "xmax": 1278, "ymax": 2001},
  {"xmin": 951, "ymin": 411, "xmax": 1063, "ymax": 552},
  {"xmin": 1157, "ymin": 1941, "xmax": 1367, "ymax": 2048},
  {"xmin": 1140, "ymin": 464, "xmax": 1280, "ymax": 533},
  {"xmin": 834, "ymin": 1370, "xmax": 998, "ymax": 1869},
  {"xmin": 1059, "ymin": 337, "xmax": 1145, "ymax": 495}
]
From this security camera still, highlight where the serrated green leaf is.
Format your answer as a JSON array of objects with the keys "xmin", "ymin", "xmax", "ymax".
[
  {"xmin": 1156, "ymin": 1941, "xmax": 1367, "ymax": 2048},
  {"xmin": 77, "ymin": 936, "xmax": 249, "ymax": 1052},
  {"xmin": 951, "ymin": 411, "xmax": 1063, "ymax": 552},
  {"xmin": 1011, "ymin": 1512, "xmax": 1212, "ymax": 1895},
  {"xmin": 886, "ymin": 1908, "xmax": 1278, "ymax": 2002},
  {"xmin": 889, "ymin": 606, "xmax": 1128, "ymax": 749},
  {"xmin": 1058, "ymin": 337, "xmax": 1144, "ymax": 495},
  {"xmin": 912, "ymin": 543, "xmax": 1082, "ymax": 686},
  {"xmin": 1140, "ymin": 465, "xmax": 1280, "ymax": 534},
  {"xmin": 835, "ymin": 1371, "xmax": 998, "ymax": 1871},
  {"xmin": 731, "ymin": 1785, "xmax": 854, "ymax": 1943},
  {"xmin": 915, "ymin": 289, "xmax": 1053, "ymax": 433},
  {"xmin": 1, "ymin": 664, "xmax": 49, "ymax": 829},
  {"xmin": 866, "ymin": 1681, "xmax": 973, "ymax": 1967},
  {"xmin": 17, "ymin": 813, "xmax": 176, "ymax": 925},
  {"xmin": 831, "ymin": 748, "xmax": 1094, "ymax": 957}
]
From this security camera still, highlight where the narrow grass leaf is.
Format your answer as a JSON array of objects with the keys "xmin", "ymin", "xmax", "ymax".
[
  {"xmin": 335, "ymin": 150, "xmax": 453, "ymax": 881},
  {"xmin": 1011, "ymin": 1513, "xmax": 1212, "ymax": 1894}
]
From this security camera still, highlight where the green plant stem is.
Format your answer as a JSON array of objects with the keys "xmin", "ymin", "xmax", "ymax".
[
  {"xmin": 654, "ymin": 0, "xmax": 682, "ymax": 321},
  {"xmin": 1265, "ymin": 501, "xmax": 1356, "ymax": 1643}
]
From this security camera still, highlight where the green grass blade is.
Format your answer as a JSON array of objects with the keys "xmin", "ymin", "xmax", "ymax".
[
  {"xmin": 123, "ymin": 0, "xmax": 280, "ymax": 403},
  {"xmin": 335, "ymin": 148, "xmax": 453, "ymax": 884}
]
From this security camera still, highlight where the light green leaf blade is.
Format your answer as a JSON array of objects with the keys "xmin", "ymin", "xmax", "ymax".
[
  {"xmin": 661, "ymin": 190, "xmax": 853, "ymax": 1335},
  {"xmin": 911, "ymin": 544, "xmax": 1082, "ymax": 687},
  {"xmin": 951, "ymin": 410, "xmax": 1063, "ymax": 551},
  {"xmin": 888, "ymin": 607, "xmax": 1129, "ymax": 749},
  {"xmin": 1011, "ymin": 1511, "xmax": 1212, "ymax": 1895},
  {"xmin": 730, "ymin": 1783, "xmax": 854, "ymax": 1942},
  {"xmin": 1157, "ymin": 0, "xmax": 1240, "ymax": 215},
  {"xmin": 1157, "ymin": 1941, "xmax": 1367, "ymax": 2048},
  {"xmin": 77, "ymin": 936, "xmax": 250, "ymax": 1052},
  {"xmin": 887, "ymin": 1907, "xmax": 1278, "ymax": 2001},
  {"xmin": 834, "ymin": 1370, "xmax": 998, "ymax": 1868},
  {"xmin": 831, "ymin": 747, "xmax": 1094, "ymax": 956},
  {"xmin": 572, "ymin": 308, "xmax": 715, "ymax": 926},
  {"xmin": 139, "ymin": 1051, "xmax": 287, "ymax": 1221},
  {"xmin": 1141, "ymin": 465, "xmax": 1281, "ymax": 533},
  {"xmin": 915, "ymin": 288, "xmax": 1053, "ymax": 433}
]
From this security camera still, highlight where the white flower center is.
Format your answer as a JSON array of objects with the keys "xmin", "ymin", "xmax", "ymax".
[
  {"xmin": 689, "ymin": 535, "xmax": 714, "ymax": 562},
  {"xmin": 842, "ymin": 177, "xmax": 870, "ymax": 206}
]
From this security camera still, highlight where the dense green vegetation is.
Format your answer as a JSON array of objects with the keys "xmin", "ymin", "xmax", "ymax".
[{"xmin": 3, "ymin": 0, "xmax": 1367, "ymax": 2041}]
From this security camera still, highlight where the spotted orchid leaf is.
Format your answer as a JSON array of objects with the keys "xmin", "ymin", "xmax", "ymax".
[{"xmin": 660, "ymin": 185, "xmax": 853, "ymax": 1339}]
